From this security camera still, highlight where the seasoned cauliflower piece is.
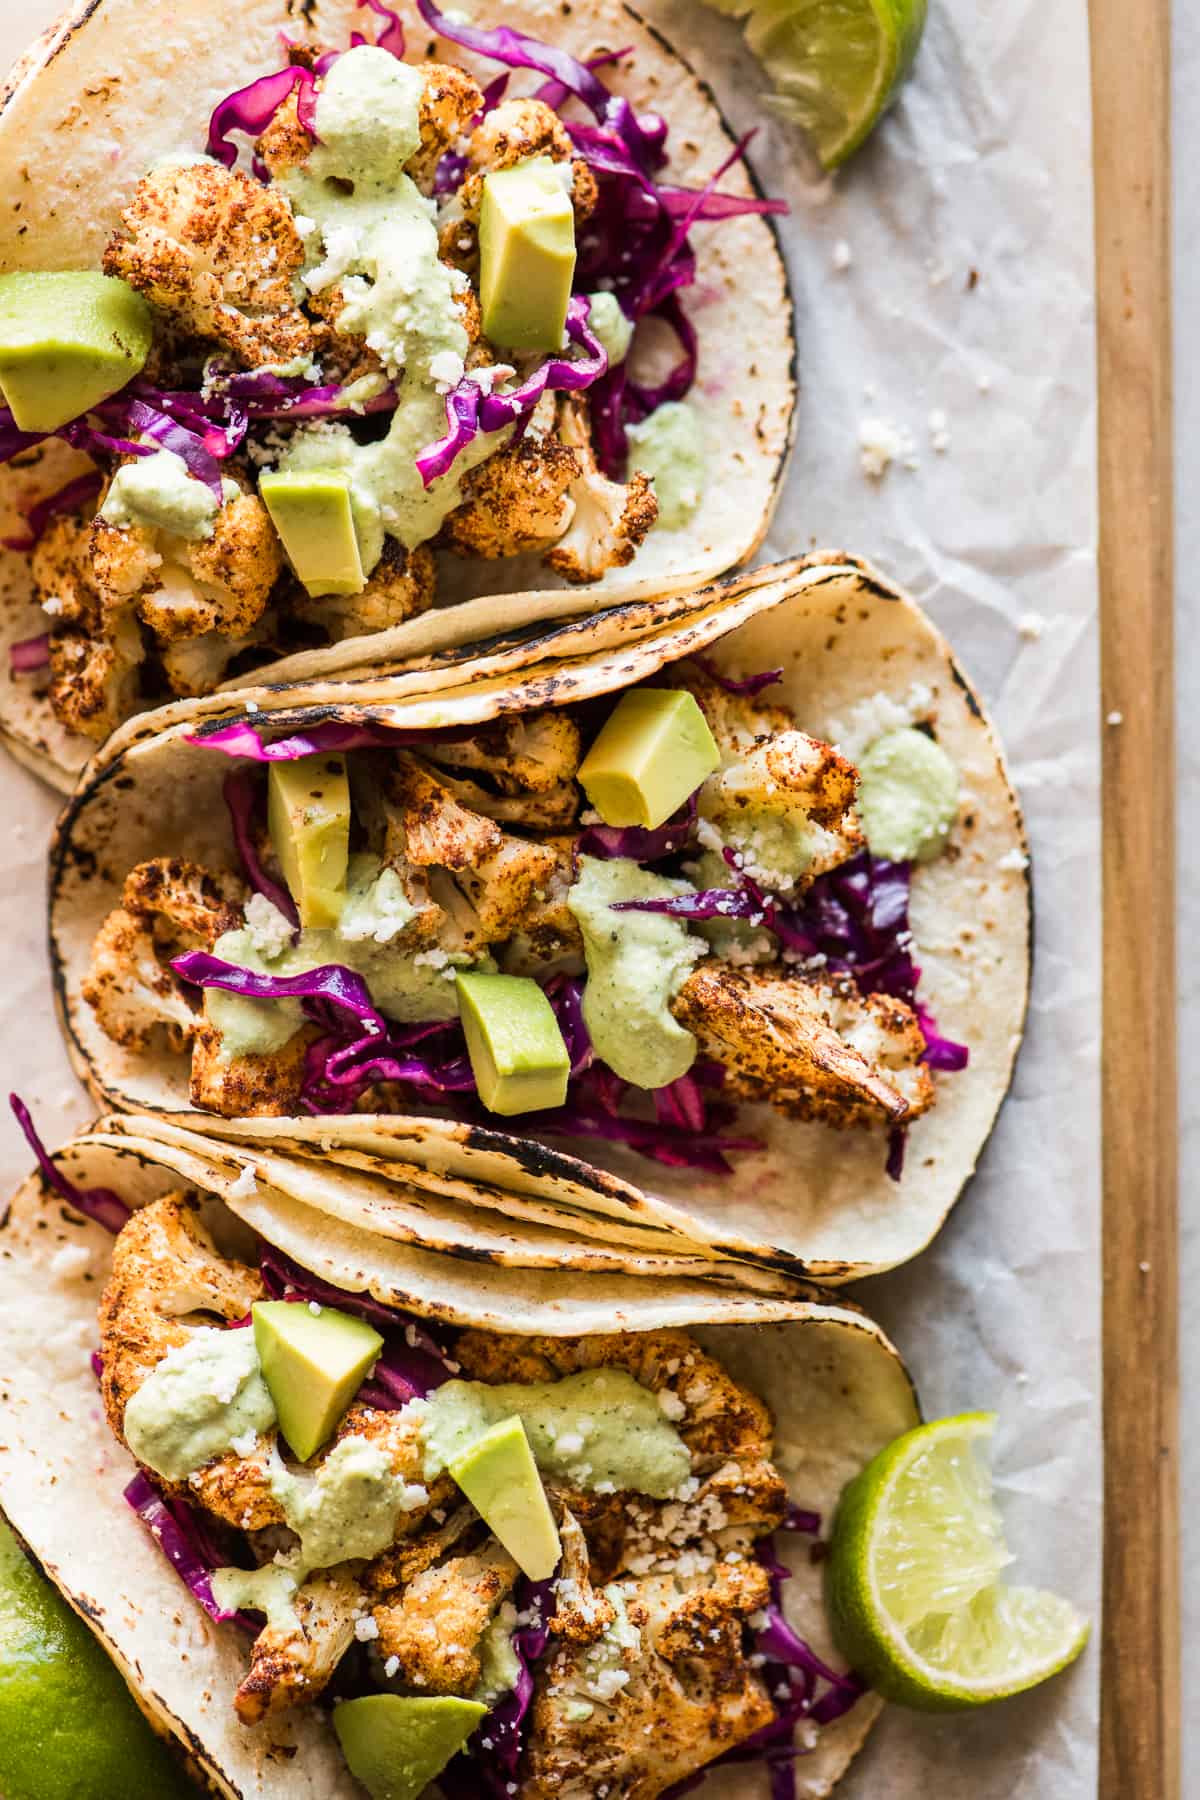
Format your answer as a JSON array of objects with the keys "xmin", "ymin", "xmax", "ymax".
[
  {"xmin": 498, "ymin": 835, "xmax": 585, "ymax": 977},
  {"xmin": 408, "ymin": 62, "xmax": 488, "ymax": 188},
  {"xmin": 115, "ymin": 486, "xmax": 283, "ymax": 644},
  {"xmin": 103, "ymin": 161, "xmax": 314, "ymax": 367},
  {"xmin": 370, "ymin": 1543, "xmax": 518, "ymax": 1693},
  {"xmin": 98, "ymin": 1193, "xmax": 265, "ymax": 1445},
  {"xmin": 31, "ymin": 510, "xmax": 102, "ymax": 630},
  {"xmin": 429, "ymin": 767, "xmax": 580, "ymax": 833},
  {"xmin": 47, "ymin": 614, "xmax": 144, "ymax": 741},
  {"xmin": 425, "ymin": 708, "xmax": 582, "ymax": 795},
  {"xmin": 670, "ymin": 961, "xmax": 933, "ymax": 1128},
  {"xmin": 445, "ymin": 831, "xmax": 560, "ymax": 946},
  {"xmin": 386, "ymin": 754, "xmax": 504, "ymax": 870},
  {"xmin": 463, "ymin": 98, "xmax": 598, "ymax": 222},
  {"xmin": 544, "ymin": 396, "xmax": 658, "ymax": 582},
  {"xmin": 158, "ymin": 625, "xmax": 269, "ymax": 699},
  {"xmin": 235, "ymin": 1568, "xmax": 361, "ymax": 1725},
  {"xmin": 84, "ymin": 858, "xmax": 244, "ymax": 1051},
  {"xmin": 441, "ymin": 428, "xmax": 580, "ymax": 560},
  {"xmin": 189, "ymin": 1015, "xmax": 314, "ymax": 1118},
  {"xmin": 292, "ymin": 539, "xmax": 436, "ymax": 643}
]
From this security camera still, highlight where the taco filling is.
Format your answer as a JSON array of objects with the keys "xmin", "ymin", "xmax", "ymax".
[
  {"xmin": 82, "ymin": 658, "xmax": 967, "ymax": 1175},
  {"xmin": 91, "ymin": 1187, "xmax": 864, "ymax": 1797},
  {"xmin": 1, "ymin": 0, "xmax": 783, "ymax": 741}
]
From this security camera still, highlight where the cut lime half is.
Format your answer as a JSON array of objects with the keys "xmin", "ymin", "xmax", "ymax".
[
  {"xmin": 827, "ymin": 1413, "xmax": 1090, "ymax": 1711},
  {"xmin": 735, "ymin": 0, "xmax": 927, "ymax": 170}
]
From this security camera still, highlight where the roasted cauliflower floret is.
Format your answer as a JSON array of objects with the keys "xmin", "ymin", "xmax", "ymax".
[
  {"xmin": 499, "ymin": 834, "xmax": 585, "ymax": 976},
  {"xmin": 409, "ymin": 62, "xmax": 487, "ymax": 188},
  {"xmin": 292, "ymin": 539, "xmax": 436, "ymax": 643},
  {"xmin": 235, "ymin": 1568, "xmax": 361, "ymax": 1725},
  {"xmin": 544, "ymin": 395, "xmax": 658, "ymax": 582},
  {"xmin": 441, "ymin": 428, "xmax": 580, "ymax": 560},
  {"xmin": 464, "ymin": 98, "xmax": 598, "ymax": 222},
  {"xmin": 103, "ymin": 161, "xmax": 314, "ymax": 367},
  {"xmin": 189, "ymin": 1014, "xmax": 315, "ymax": 1118},
  {"xmin": 83, "ymin": 858, "xmax": 244, "ymax": 1051},
  {"xmin": 370, "ymin": 1543, "xmax": 518, "ymax": 1693},
  {"xmin": 47, "ymin": 613, "xmax": 144, "ymax": 741},
  {"xmin": 31, "ymin": 510, "xmax": 102, "ymax": 630},
  {"xmin": 387, "ymin": 754, "xmax": 505, "ymax": 870},
  {"xmin": 98, "ymin": 1193, "xmax": 265, "ymax": 1442},
  {"xmin": 112, "ymin": 486, "xmax": 283, "ymax": 645},
  {"xmin": 670, "ymin": 961, "xmax": 934, "ymax": 1128},
  {"xmin": 426, "ymin": 708, "xmax": 583, "ymax": 795}
]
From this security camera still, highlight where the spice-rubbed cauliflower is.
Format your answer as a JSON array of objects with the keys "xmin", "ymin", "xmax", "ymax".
[
  {"xmin": 441, "ymin": 425, "xmax": 580, "ymax": 561},
  {"xmin": 47, "ymin": 614, "xmax": 145, "ymax": 741},
  {"xmin": 544, "ymin": 396, "xmax": 659, "ymax": 583},
  {"xmin": 670, "ymin": 961, "xmax": 934, "ymax": 1128},
  {"xmin": 257, "ymin": 61, "xmax": 483, "ymax": 190},
  {"xmin": 426, "ymin": 709, "xmax": 583, "ymax": 795},
  {"xmin": 188, "ymin": 1014, "xmax": 315, "ymax": 1118},
  {"xmin": 369, "ymin": 1542, "xmax": 519, "ymax": 1693},
  {"xmin": 82, "ymin": 858, "xmax": 244, "ymax": 1052},
  {"xmin": 292, "ymin": 539, "xmax": 437, "ymax": 643},
  {"xmin": 235, "ymin": 1569, "xmax": 361, "ymax": 1725},
  {"xmin": 462, "ymin": 99, "xmax": 599, "ymax": 224},
  {"xmin": 104, "ymin": 161, "xmax": 314, "ymax": 367}
]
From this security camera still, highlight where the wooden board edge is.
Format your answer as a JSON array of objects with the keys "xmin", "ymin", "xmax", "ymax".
[{"xmin": 1091, "ymin": 0, "xmax": 1180, "ymax": 1792}]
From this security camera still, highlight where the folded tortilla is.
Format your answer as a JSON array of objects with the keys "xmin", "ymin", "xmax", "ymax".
[
  {"xmin": 0, "ymin": 0, "xmax": 794, "ymax": 789},
  {"xmin": 0, "ymin": 1119, "xmax": 919, "ymax": 1797},
  {"xmin": 51, "ymin": 553, "xmax": 1029, "ymax": 1280}
]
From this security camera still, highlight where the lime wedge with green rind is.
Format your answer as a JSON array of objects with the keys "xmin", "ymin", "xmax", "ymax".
[
  {"xmin": 728, "ymin": 0, "xmax": 928, "ymax": 170},
  {"xmin": 0, "ymin": 1515, "xmax": 198, "ymax": 1798},
  {"xmin": 827, "ymin": 1413, "xmax": 1090, "ymax": 1711}
]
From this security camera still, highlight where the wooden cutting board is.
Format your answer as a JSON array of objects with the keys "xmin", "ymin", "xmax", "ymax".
[{"xmin": 1090, "ymin": 0, "xmax": 1180, "ymax": 1794}]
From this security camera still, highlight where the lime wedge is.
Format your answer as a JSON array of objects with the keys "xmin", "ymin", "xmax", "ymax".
[
  {"xmin": 827, "ymin": 1413, "xmax": 1090, "ymax": 1710},
  {"xmin": 730, "ymin": 0, "xmax": 928, "ymax": 170}
]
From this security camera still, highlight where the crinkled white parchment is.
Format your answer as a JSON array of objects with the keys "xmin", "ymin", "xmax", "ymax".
[{"xmin": 0, "ymin": 0, "xmax": 1100, "ymax": 1792}]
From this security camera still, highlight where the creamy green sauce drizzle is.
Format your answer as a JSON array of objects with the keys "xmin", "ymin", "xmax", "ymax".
[
  {"xmin": 123, "ymin": 1328, "xmax": 276, "ymax": 1483},
  {"xmin": 420, "ymin": 1368, "xmax": 692, "ymax": 1498},
  {"xmin": 210, "ymin": 1563, "xmax": 301, "ymax": 1632},
  {"xmin": 567, "ymin": 855, "xmax": 703, "ymax": 1090},
  {"xmin": 626, "ymin": 400, "xmax": 705, "ymax": 530},
  {"xmin": 278, "ymin": 45, "xmax": 504, "ymax": 558},
  {"xmin": 855, "ymin": 726, "xmax": 960, "ymax": 863},
  {"xmin": 100, "ymin": 449, "xmax": 229, "ymax": 540},
  {"xmin": 268, "ymin": 1433, "xmax": 428, "ymax": 1570}
]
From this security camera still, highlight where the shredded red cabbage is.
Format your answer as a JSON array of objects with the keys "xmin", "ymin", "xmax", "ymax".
[
  {"xmin": 9, "ymin": 633, "xmax": 50, "ymax": 674},
  {"xmin": 532, "ymin": 1061, "xmax": 759, "ymax": 1174},
  {"xmin": 440, "ymin": 1577, "xmax": 554, "ymax": 1797},
  {"xmin": 172, "ymin": 950, "xmax": 389, "ymax": 1038},
  {"xmin": 577, "ymin": 790, "xmax": 698, "ymax": 861},
  {"xmin": 351, "ymin": 0, "xmax": 406, "ymax": 56},
  {"xmin": 0, "ymin": 404, "xmax": 153, "ymax": 474},
  {"xmin": 187, "ymin": 717, "xmax": 473, "ymax": 761},
  {"xmin": 533, "ymin": 47, "xmax": 630, "ymax": 111},
  {"xmin": 1, "ymin": 470, "xmax": 104, "ymax": 553},
  {"xmin": 221, "ymin": 769, "xmax": 299, "ymax": 926},
  {"xmin": 416, "ymin": 296, "xmax": 608, "ymax": 485},
  {"xmin": 208, "ymin": 65, "xmax": 317, "ymax": 168},
  {"xmin": 9, "ymin": 1095, "xmax": 129, "ymax": 1234},
  {"xmin": 692, "ymin": 655, "xmax": 784, "ymax": 698},
  {"xmin": 124, "ymin": 1473, "xmax": 256, "ymax": 1632},
  {"xmin": 610, "ymin": 883, "xmax": 774, "ymax": 926}
]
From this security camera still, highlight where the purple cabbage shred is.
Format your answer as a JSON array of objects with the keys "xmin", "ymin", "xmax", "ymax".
[
  {"xmin": 124, "ymin": 1473, "xmax": 256, "ymax": 1632},
  {"xmin": 9, "ymin": 1094, "xmax": 129, "ymax": 1234},
  {"xmin": 1, "ymin": 470, "xmax": 104, "ymax": 553},
  {"xmin": 188, "ymin": 717, "xmax": 473, "ymax": 761},
  {"xmin": 692, "ymin": 654, "xmax": 784, "ymax": 697},
  {"xmin": 577, "ymin": 790, "xmax": 698, "ymax": 861},
  {"xmin": 440, "ymin": 1577, "xmax": 554, "ymax": 1797}
]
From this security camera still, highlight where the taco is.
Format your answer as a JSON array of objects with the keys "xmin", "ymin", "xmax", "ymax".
[
  {"xmin": 0, "ymin": 0, "xmax": 794, "ymax": 789},
  {"xmin": 50, "ymin": 554, "xmax": 1030, "ymax": 1279},
  {"xmin": 0, "ymin": 1109, "xmax": 919, "ymax": 1797}
]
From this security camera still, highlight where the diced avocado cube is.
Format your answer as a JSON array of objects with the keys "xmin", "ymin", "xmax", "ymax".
[
  {"xmin": 0, "ymin": 272, "xmax": 153, "ymax": 434},
  {"xmin": 253, "ymin": 1300, "xmax": 383, "ymax": 1462},
  {"xmin": 333, "ymin": 1694, "xmax": 486, "ymax": 1800},
  {"xmin": 267, "ymin": 753, "xmax": 351, "ymax": 928},
  {"xmin": 456, "ymin": 971, "xmax": 571, "ymax": 1116},
  {"xmin": 259, "ymin": 469, "xmax": 365, "ymax": 598},
  {"xmin": 479, "ymin": 156, "xmax": 577, "ymax": 354},
  {"xmin": 578, "ymin": 687, "xmax": 720, "ymax": 830},
  {"xmin": 449, "ymin": 1416, "xmax": 562, "ymax": 1581}
]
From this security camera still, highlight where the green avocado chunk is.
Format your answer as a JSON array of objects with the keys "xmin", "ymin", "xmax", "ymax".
[
  {"xmin": 333, "ymin": 1693, "xmax": 487, "ymax": 1800},
  {"xmin": 449, "ymin": 1416, "xmax": 562, "ymax": 1581},
  {"xmin": 856, "ymin": 726, "xmax": 960, "ymax": 863},
  {"xmin": 456, "ymin": 971, "xmax": 571, "ymax": 1115},
  {"xmin": 479, "ymin": 155, "xmax": 577, "ymax": 353},
  {"xmin": 252, "ymin": 1300, "xmax": 383, "ymax": 1462},
  {"xmin": 0, "ymin": 1516, "xmax": 197, "ymax": 1800},
  {"xmin": 259, "ymin": 468, "xmax": 366, "ymax": 597},
  {"xmin": 0, "ymin": 272, "xmax": 153, "ymax": 434},
  {"xmin": 267, "ymin": 753, "xmax": 351, "ymax": 928},
  {"xmin": 578, "ymin": 687, "xmax": 720, "ymax": 830}
]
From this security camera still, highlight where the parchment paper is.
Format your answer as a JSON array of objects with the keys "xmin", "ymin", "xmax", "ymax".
[{"xmin": 0, "ymin": 0, "xmax": 1101, "ymax": 1794}]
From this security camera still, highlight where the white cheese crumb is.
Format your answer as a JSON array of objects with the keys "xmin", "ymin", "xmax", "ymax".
[
  {"xmin": 245, "ymin": 699, "xmax": 260, "ymax": 714},
  {"xmin": 354, "ymin": 1615, "xmax": 381, "ymax": 1642},
  {"xmin": 996, "ymin": 848, "xmax": 1029, "ymax": 873},
  {"xmin": 657, "ymin": 1389, "xmax": 686, "ymax": 1421},
  {"xmin": 831, "ymin": 239, "xmax": 852, "ymax": 272},
  {"xmin": 42, "ymin": 596, "xmax": 65, "ymax": 617},
  {"xmin": 1107, "ymin": 710, "xmax": 1123, "ymax": 726},
  {"xmin": 858, "ymin": 416, "xmax": 915, "ymax": 479},
  {"xmin": 430, "ymin": 349, "xmax": 466, "ymax": 391},
  {"xmin": 928, "ymin": 408, "xmax": 951, "ymax": 453},
  {"xmin": 308, "ymin": 1301, "xmax": 323, "ymax": 1316},
  {"xmin": 243, "ymin": 892, "xmax": 295, "ymax": 959},
  {"xmin": 229, "ymin": 1430, "xmax": 259, "ymax": 1458},
  {"xmin": 226, "ymin": 1163, "xmax": 260, "ymax": 1202},
  {"xmin": 1017, "ymin": 611, "xmax": 1045, "ymax": 641},
  {"xmin": 384, "ymin": 1655, "xmax": 400, "ymax": 1677}
]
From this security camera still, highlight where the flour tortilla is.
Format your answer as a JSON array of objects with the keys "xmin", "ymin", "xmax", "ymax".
[
  {"xmin": 0, "ymin": 0, "xmax": 795, "ymax": 790},
  {"xmin": 51, "ymin": 554, "xmax": 1030, "ymax": 1280},
  {"xmin": 0, "ymin": 1123, "xmax": 918, "ymax": 1797}
]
